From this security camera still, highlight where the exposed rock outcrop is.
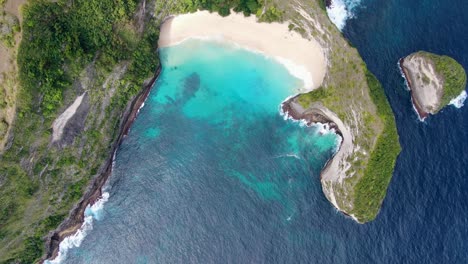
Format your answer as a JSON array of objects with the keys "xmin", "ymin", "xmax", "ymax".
[
  {"xmin": 400, "ymin": 51, "xmax": 467, "ymax": 120},
  {"xmin": 282, "ymin": 96, "xmax": 360, "ymax": 221}
]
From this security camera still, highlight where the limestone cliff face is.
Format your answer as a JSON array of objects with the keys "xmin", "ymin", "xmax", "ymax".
[
  {"xmin": 400, "ymin": 51, "xmax": 467, "ymax": 120},
  {"xmin": 278, "ymin": 0, "xmax": 400, "ymax": 223},
  {"xmin": 282, "ymin": 96, "xmax": 364, "ymax": 223},
  {"xmin": 400, "ymin": 53, "xmax": 444, "ymax": 118}
]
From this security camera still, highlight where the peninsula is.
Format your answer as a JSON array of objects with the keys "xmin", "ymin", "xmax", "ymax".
[
  {"xmin": 157, "ymin": 7, "xmax": 400, "ymax": 224},
  {"xmin": 400, "ymin": 51, "xmax": 467, "ymax": 120}
]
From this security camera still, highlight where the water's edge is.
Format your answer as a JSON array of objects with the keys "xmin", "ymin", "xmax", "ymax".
[
  {"xmin": 398, "ymin": 57, "xmax": 429, "ymax": 121},
  {"xmin": 41, "ymin": 37, "xmax": 343, "ymax": 262},
  {"xmin": 40, "ymin": 66, "xmax": 162, "ymax": 263}
]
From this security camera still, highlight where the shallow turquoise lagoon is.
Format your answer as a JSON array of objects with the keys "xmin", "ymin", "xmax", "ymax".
[{"xmin": 64, "ymin": 39, "xmax": 340, "ymax": 263}]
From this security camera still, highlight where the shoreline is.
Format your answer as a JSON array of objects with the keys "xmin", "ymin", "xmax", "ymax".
[
  {"xmin": 158, "ymin": 11, "xmax": 326, "ymax": 91},
  {"xmin": 281, "ymin": 98, "xmax": 343, "ymax": 138},
  {"xmin": 281, "ymin": 96, "xmax": 351, "ymax": 219},
  {"xmin": 41, "ymin": 11, "xmax": 328, "ymax": 261},
  {"xmin": 281, "ymin": 95, "xmax": 357, "ymax": 222},
  {"xmin": 40, "ymin": 66, "xmax": 161, "ymax": 263},
  {"xmin": 398, "ymin": 57, "xmax": 429, "ymax": 121},
  {"xmin": 280, "ymin": 98, "xmax": 344, "ymax": 181}
]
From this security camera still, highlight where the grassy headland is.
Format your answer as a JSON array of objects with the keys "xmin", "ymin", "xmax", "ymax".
[
  {"xmin": 1, "ymin": 0, "xmax": 276, "ymax": 262},
  {"xmin": 418, "ymin": 51, "xmax": 467, "ymax": 108},
  {"xmin": 350, "ymin": 69, "xmax": 400, "ymax": 222},
  {"xmin": 287, "ymin": 0, "xmax": 400, "ymax": 222}
]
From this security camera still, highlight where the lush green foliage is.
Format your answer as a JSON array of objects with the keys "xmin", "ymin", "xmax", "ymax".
[
  {"xmin": 0, "ymin": 119, "xmax": 7, "ymax": 138},
  {"xmin": 2, "ymin": 0, "xmax": 161, "ymax": 262},
  {"xmin": 259, "ymin": 6, "xmax": 283, "ymax": 22},
  {"xmin": 0, "ymin": 11, "xmax": 20, "ymax": 47},
  {"xmin": 351, "ymin": 69, "xmax": 401, "ymax": 222},
  {"xmin": 421, "ymin": 52, "xmax": 467, "ymax": 108},
  {"xmin": 8, "ymin": 214, "xmax": 66, "ymax": 264},
  {"xmin": 18, "ymin": 0, "xmax": 146, "ymax": 117},
  {"xmin": 197, "ymin": 0, "xmax": 261, "ymax": 16},
  {"xmin": 174, "ymin": 0, "xmax": 284, "ymax": 22},
  {"xmin": 297, "ymin": 86, "xmax": 330, "ymax": 106}
]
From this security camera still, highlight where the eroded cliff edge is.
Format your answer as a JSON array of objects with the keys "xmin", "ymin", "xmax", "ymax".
[
  {"xmin": 399, "ymin": 51, "xmax": 467, "ymax": 120},
  {"xmin": 281, "ymin": 1, "xmax": 401, "ymax": 223}
]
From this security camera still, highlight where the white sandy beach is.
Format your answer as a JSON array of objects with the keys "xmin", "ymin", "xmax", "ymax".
[{"xmin": 158, "ymin": 11, "xmax": 326, "ymax": 91}]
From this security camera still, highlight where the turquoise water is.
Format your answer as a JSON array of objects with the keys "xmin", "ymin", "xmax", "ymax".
[
  {"xmin": 64, "ymin": 39, "xmax": 340, "ymax": 263},
  {"xmin": 62, "ymin": 0, "xmax": 468, "ymax": 261}
]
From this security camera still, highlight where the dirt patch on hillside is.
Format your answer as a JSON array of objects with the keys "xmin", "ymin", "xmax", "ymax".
[{"xmin": 4, "ymin": 0, "xmax": 27, "ymax": 22}]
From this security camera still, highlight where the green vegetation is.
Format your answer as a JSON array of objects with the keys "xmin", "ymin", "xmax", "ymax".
[
  {"xmin": 292, "ymin": 0, "xmax": 400, "ymax": 222},
  {"xmin": 6, "ymin": 214, "xmax": 66, "ymax": 264},
  {"xmin": 350, "ymin": 69, "xmax": 401, "ymax": 222},
  {"xmin": 317, "ymin": 0, "xmax": 327, "ymax": 11},
  {"xmin": 297, "ymin": 86, "xmax": 330, "ymax": 107},
  {"xmin": 1, "ymin": 0, "xmax": 160, "ymax": 262},
  {"xmin": 0, "ymin": 119, "xmax": 7, "ymax": 138},
  {"xmin": 173, "ymin": 0, "xmax": 263, "ymax": 17},
  {"xmin": 0, "ymin": 0, "xmax": 402, "ymax": 261},
  {"xmin": 18, "ymin": 0, "xmax": 157, "ymax": 117},
  {"xmin": 297, "ymin": 67, "xmax": 400, "ymax": 222},
  {"xmin": 172, "ymin": 0, "xmax": 284, "ymax": 23},
  {"xmin": 0, "ymin": 10, "xmax": 20, "ymax": 47},
  {"xmin": 259, "ymin": 6, "xmax": 283, "ymax": 22},
  {"xmin": 419, "ymin": 51, "xmax": 467, "ymax": 108},
  {"xmin": 1, "ymin": 0, "xmax": 285, "ymax": 262}
]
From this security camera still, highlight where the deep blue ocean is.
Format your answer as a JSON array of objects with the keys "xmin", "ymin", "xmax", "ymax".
[{"xmin": 60, "ymin": 0, "xmax": 468, "ymax": 263}]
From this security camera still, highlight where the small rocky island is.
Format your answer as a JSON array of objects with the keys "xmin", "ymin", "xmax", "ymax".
[{"xmin": 400, "ymin": 51, "xmax": 467, "ymax": 120}]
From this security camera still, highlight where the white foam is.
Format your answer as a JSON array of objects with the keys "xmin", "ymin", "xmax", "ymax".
[
  {"xmin": 327, "ymin": 0, "xmax": 348, "ymax": 30},
  {"xmin": 326, "ymin": 0, "xmax": 362, "ymax": 31},
  {"xmin": 449, "ymin": 90, "xmax": 467, "ymax": 108},
  {"xmin": 275, "ymin": 153, "xmax": 302, "ymax": 160},
  {"xmin": 138, "ymin": 102, "xmax": 145, "ymax": 113},
  {"xmin": 410, "ymin": 97, "xmax": 427, "ymax": 122},
  {"xmin": 398, "ymin": 60, "xmax": 411, "ymax": 91},
  {"xmin": 45, "ymin": 192, "xmax": 110, "ymax": 264},
  {"xmin": 279, "ymin": 104, "xmax": 339, "ymax": 135},
  {"xmin": 334, "ymin": 134, "xmax": 344, "ymax": 152},
  {"xmin": 275, "ymin": 57, "xmax": 314, "ymax": 91}
]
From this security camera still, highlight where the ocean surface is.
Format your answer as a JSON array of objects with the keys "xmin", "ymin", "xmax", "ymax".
[{"xmin": 58, "ymin": 0, "xmax": 468, "ymax": 263}]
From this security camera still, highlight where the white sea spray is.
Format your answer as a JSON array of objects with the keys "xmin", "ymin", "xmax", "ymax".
[
  {"xmin": 398, "ymin": 60, "xmax": 411, "ymax": 91},
  {"xmin": 449, "ymin": 90, "xmax": 467, "ymax": 108},
  {"xmin": 326, "ymin": 0, "xmax": 363, "ymax": 31}
]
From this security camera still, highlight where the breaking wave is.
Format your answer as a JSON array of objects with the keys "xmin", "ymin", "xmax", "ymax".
[
  {"xmin": 326, "ymin": 0, "xmax": 363, "ymax": 31},
  {"xmin": 449, "ymin": 90, "xmax": 467, "ymax": 108},
  {"xmin": 45, "ymin": 192, "xmax": 110, "ymax": 264}
]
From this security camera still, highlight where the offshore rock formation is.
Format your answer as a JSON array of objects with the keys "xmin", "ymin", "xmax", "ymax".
[{"xmin": 400, "ymin": 51, "xmax": 467, "ymax": 120}]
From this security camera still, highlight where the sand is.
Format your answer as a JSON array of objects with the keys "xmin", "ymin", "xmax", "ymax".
[{"xmin": 158, "ymin": 11, "xmax": 326, "ymax": 91}]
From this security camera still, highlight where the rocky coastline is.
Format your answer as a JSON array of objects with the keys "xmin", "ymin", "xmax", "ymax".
[
  {"xmin": 281, "ymin": 96, "xmax": 344, "ymax": 180},
  {"xmin": 281, "ymin": 94, "xmax": 363, "ymax": 222},
  {"xmin": 281, "ymin": 96, "xmax": 342, "ymax": 137},
  {"xmin": 40, "ymin": 66, "xmax": 161, "ymax": 263},
  {"xmin": 399, "ymin": 51, "xmax": 466, "ymax": 120},
  {"xmin": 398, "ymin": 57, "xmax": 430, "ymax": 120}
]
